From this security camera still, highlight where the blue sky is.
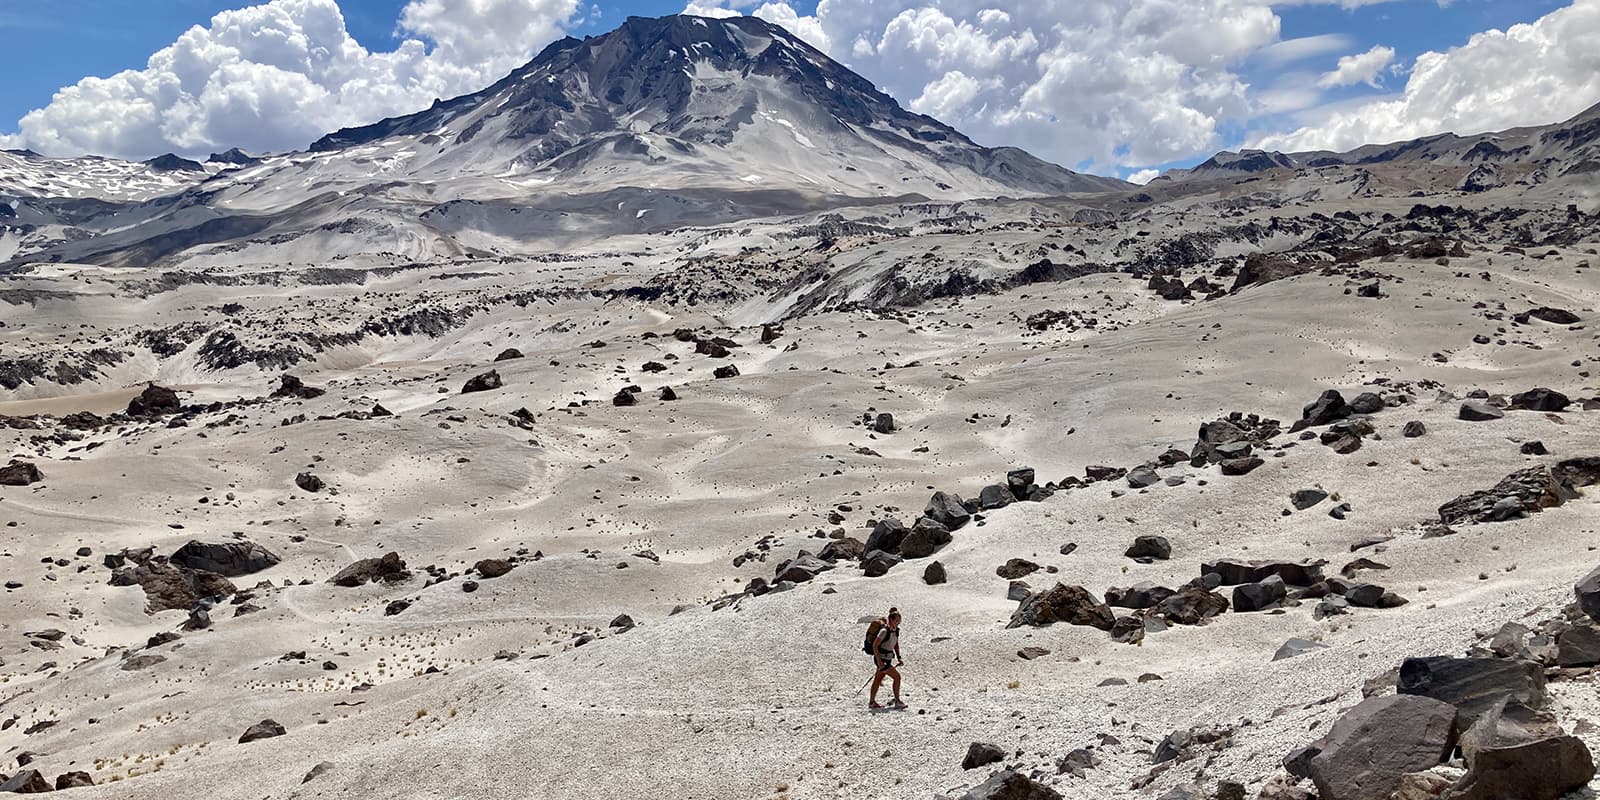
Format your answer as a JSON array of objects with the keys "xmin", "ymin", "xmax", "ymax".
[{"xmin": 0, "ymin": 0, "xmax": 1590, "ymax": 177}]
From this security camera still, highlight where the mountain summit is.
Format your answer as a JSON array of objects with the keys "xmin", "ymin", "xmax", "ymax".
[
  {"xmin": 6, "ymin": 14, "xmax": 1126, "ymax": 268},
  {"xmin": 302, "ymin": 14, "xmax": 1124, "ymax": 199}
]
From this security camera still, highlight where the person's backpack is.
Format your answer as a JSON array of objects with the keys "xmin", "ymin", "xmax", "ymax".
[{"xmin": 862, "ymin": 618, "xmax": 886, "ymax": 655}]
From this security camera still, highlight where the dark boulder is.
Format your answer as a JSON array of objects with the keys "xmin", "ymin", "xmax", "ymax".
[
  {"xmin": 494, "ymin": 348, "xmax": 524, "ymax": 362},
  {"xmin": 1105, "ymin": 582, "xmax": 1175, "ymax": 609},
  {"xmin": 328, "ymin": 552, "xmax": 410, "ymax": 587},
  {"xmin": 271, "ymin": 374, "xmax": 325, "ymax": 400},
  {"xmin": 978, "ymin": 484, "xmax": 1014, "ymax": 510},
  {"xmin": 1006, "ymin": 468, "xmax": 1036, "ymax": 498},
  {"xmin": 1232, "ymin": 575, "xmax": 1287, "ymax": 612},
  {"xmin": 957, "ymin": 770, "xmax": 1063, "ymax": 800},
  {"xmin": 1008, "ymin": 583, "xmax": 1116, "ymax": 630},
  {"xmin": 924, "ymin": 492, "xmax": 971, "ymax": 530},
  {"xmin": 817, "ymin": 537, "xmax": 865, "ymax": 562},
  {"xmin": 0, "ymin": 770, "xmax": 51, "ymax": 793},
  {"xmin": 461, "ymin": 370, "xmax": 503, "ymax": 393},
  {"xmin": 1349, "ymin": 392, "xmax": 1385, "ymax": 414},
  {"xmin": 1154, "ymin": 587, "xmax": 1230, "ymax": 625},
  {"xmin": 773, "ymin": 553, "xmax": 832, "ymax": 584},
  {"xmin": 1403, "ymin": 421, "xmax": 1427, "ymax": 438},
  {"xmin": 1203, "ymin": 559, "xmax": 1324, "ymax": 586},
  {"xmin": 1299, "ymin": 390, "xmax": 1352, "ymax": 428},
  {"xmin": 1291, "ymin": 489, "xmax": 1329, "ymax": 510},
  {"xmin": 873, "ymin": 413, "xmax": 895, "ymax": 434},
  {"xmin": 923, "ymin": 561, "xmax": 947, "ymax": 585},
  {"xmin": 1307, "ymin": 694, "xmax": 1458, "ymax": 800},
  {"xmin": 170, "ymin": 540, "xmax": 281, "ymax": 577},
  {"xmin": 1126, "ymin": 467, "xmax": 1160, "ymax": 488},
  {"xmin": 1124, "ymin": 535, "xmax": 1171, "ymax": 561},
  {"xmin": 55, "ymin": 772, "xmax": 95, "ymax": 789},
  {"xmin": 963, "ymin": 742, "xmax": 1006, "ymax": 770},
  {"xmin": 239, "ymin": 719, "xmax": 287, "ymax": 743},
  {"xmin": 1397, "ymin": 657, "xmax": 1545, "ymax": 721},
  {"xmin": 474, "ymin": 559, "xmax": 514, "ymax": 579},
  {"xmin": 1556, "ymin": 620, "xmax": 1600, "ymax": 667},
  {"xmin": 898, "ymin": 518, "xmax": 951, "ymax": 559},
  {"xmin": 295, "ymin": 472, "xmax": 325, "ymax": 493},
  {"xmin": 860, "ymin": 550, "xmax": 902, "ymax": 578},
  {"xmin": 110, "ymin": 561, "xmax": 236, "ymax": 613},
  {"xmin": 1219, "ymin": 456, "xmax": 1264, "ymax": 476},
  {"xmin": 1519, "ymin": 307, "xmax": 1580, "ymax": 325},
  {"xmin": 1459, "ymin": 401, "xmax": 1505, "ymax": 421},
  {"xmin": 1274, "ymin": 638, "xmax": 1330, "ymax": 661},
  {"xmin": 127, "ymin": 384, "xmax": 181, "ymax": 416},
  {"xmin": 1438, "ymin": 466, "xmax": 1571, "ymax": 525},
  {"xmin": 713, "ymin": 364, "xmax": 740, "ymax": 379},
  {"xmin": 1509, "ymin": 388, "xmax": 1570, "ymax": 412},
  {"xmin": 0, "ymin": 460, "xmax": 42, "ymax": 486},
  {"xmin": 996, "ymin": 558, "xmax": 1040, "ymax": 580},
  {"xmin": 864, "ymin": 518, "xmax": 909, "ymax": 555},
  {"xmin": 1578, "ymin": 565, "xmax": 1600, "ymax": 622}
]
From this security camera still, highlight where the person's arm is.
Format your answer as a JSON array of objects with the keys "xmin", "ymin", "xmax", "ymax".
[{"xmin": 895, "ymin": 636, "xmax": 903, "ymax": 664}]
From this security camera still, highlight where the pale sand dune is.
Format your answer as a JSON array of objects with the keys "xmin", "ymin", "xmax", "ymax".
[{"xmin": 0, "ymin": 184, "xmax": 1597, "ymax": 799}]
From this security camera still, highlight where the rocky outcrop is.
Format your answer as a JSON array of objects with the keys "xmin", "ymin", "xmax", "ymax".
[
  {"xmin": 1397, "ymin": 657, "xmax": 1546, "ymax": 722},
  {"xmin": 958, "ymin": 770, "xmax": 1063, "ymax": 800},
  {"xmin": 109, "ymin": 559, "xmax": 236, "ymax": 613},
  {"xmin": 170, "ymin": 540, "xmax": 281, "ymax": 577},
  {"xmin": 461, "ymin": 370, "xmax": 503, "ymax": 393},
  {"xmin": 1008, "ymin": 583, "xmax": 1116, "ymax": 630},
  {"xmin": 1437, "ymin": 459, "xmax": 1600, "ymax": 525},
  {"xmin": 0, "ymin": 460, "xmax": 42, "ymax": 486},
  {"xmin": 126, "ymin": 383, "xmax": 181, "ymax": 417},
  {"xmin": 1306, "ymin": 695, "xmax": 1458, "ymax": 800},
  {"xmin": 329, "ymin": 552, "xmax": 411, "ymax": 587},
  {"xmin": 239, "ymin": 719, "xmax": 286, "ymax": 743}
]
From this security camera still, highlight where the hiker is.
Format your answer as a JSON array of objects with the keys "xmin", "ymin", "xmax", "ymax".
[{"xmin": 867, "ymin": 607, "xmax": 906, "ymax": 709}]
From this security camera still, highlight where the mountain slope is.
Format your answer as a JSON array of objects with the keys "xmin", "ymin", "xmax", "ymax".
[
  {"xmin": 296, "ymin": 14, "xmax": 1123, "ymax": 199},
  {"xmin": 2, "ymin": 14, "xmax": 1124, "ymax": 269},
  {"xmin": 1167, "ymin": 101, "xmax": 1600, "ymax": 182}
]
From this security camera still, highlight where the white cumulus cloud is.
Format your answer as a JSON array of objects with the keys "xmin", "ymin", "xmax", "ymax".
[
  {"xmin": 5, "ymin": 0, "xmax": 579, "ymax": 159},
  {"xmin": 1316, "ymin": 44, "xmax": 1396, "ymax": 88},
  {"xmin": 687, "ymin": 0, "xmax": 1282, "ymax": 172},
  {"xmin": 1259, "ymin": 0, "xmax": 1600, "ymax": 152}
]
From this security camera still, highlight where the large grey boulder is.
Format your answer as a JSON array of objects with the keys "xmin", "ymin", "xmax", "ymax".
[
  {"xmin": 1124, "ymin": 535, "xmax": 1171, "ymax": 561},
  {"xmin": 1299, "ymin": 389, "xmax": 1352, "ymax": 428},
  {"xmin": 924, "ymin": 492, "xmax": 970, "ymax": 530},
  {"xmin": 328, "ymin": 552, "xmax": 410, "ymax": 587},
  {"xmin": 962, "ymin": 742, "xmax": 1006, "ymax": 770},
  {"xmin": 898, "ymin": 517, "xmax": 952, "ymax": 558},
  {"xmin": 978, "ymin": 484, "xmax": 1014, "ymax": 510},
  {"xmin": 1458, "ymin": 400, "xmax": 1505, "ymax": 421},
  {"xmin": 1232, "ymin": 574, "xmax": 1286, "ymax": 612},
  {"xmin": 1008, "ymin": 583, "xmax": 1115, "ymax": 630},
  {"xmin": 1307, "ymin": 694, "xmax": 1458, "ymax": 800},
  {"xmin": 1202, "ymin": 559, "xmax": 1324, "ymax": 586},
  {"xmin": 0, "ymin": 460, "xmax": 42, "ymax": 486},
  {"xmin": 773, "ymin": 553, "xmax": 832, "ymax": 584},
  {"xmin": 1577, "ymin": 565, "xmax": 1600, "ymax": 622},
  {"xmin": 1448, "ymin": 699, "xmax": 1595, "ymax": 800},
  {"xmin": 239, "ymin": 719, "xmax": 287, "ymax": 743},
  {"xmin": 170, "ymin": 540, "xmax": 281, "ymax": 577},
  {"xmin": 958, "ymin": 770, "xmax": 1062, "ymax": 800},
  {"xmin": 864, "ymin": 518, "xmax": 909, "ymax": 555},
  {"xmin": 1397, "ymin": 657, "xmax": 1545, "ymax": 722}
]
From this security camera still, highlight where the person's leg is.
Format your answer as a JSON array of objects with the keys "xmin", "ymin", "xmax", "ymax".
[
  {"xmin": 888, "ymin": 666, "xmax": 903, "ymax": 703},
  {"xmin": 869, "ymin": 666, "xmax": 885, "ymax": 706}
]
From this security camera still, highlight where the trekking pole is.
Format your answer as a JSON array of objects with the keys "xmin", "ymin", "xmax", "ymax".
[{"xmin": 855, "ymin": 667, "xmax": 883, "ymax": 695}]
